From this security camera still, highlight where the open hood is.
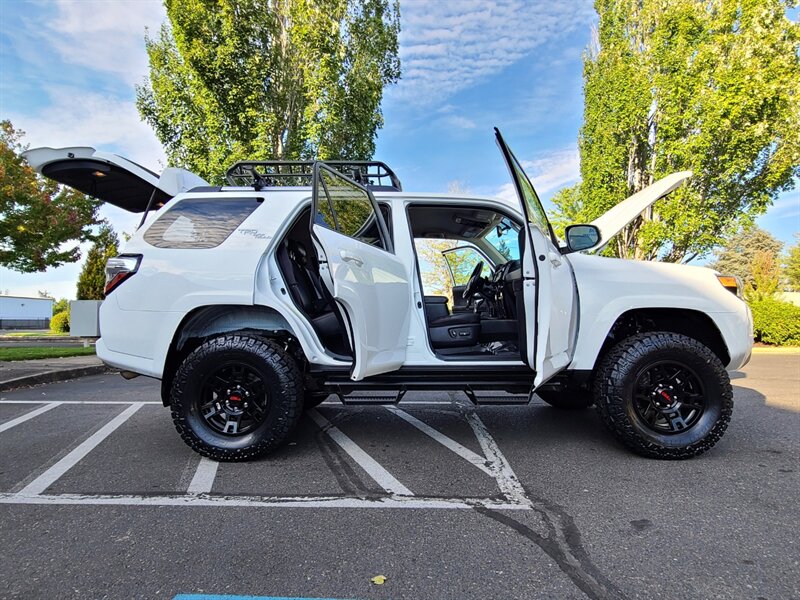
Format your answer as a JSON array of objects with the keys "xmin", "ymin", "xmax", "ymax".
[
  {"xmin": 585, "ymin": 171, "xmax": 692, "ymax": 252},
  {"xmin": 22, "ymin": 146, "xmax": 208, "ymax": 213}
]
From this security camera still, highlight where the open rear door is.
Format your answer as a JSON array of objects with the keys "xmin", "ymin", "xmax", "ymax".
[
  {"xmin": 495, "ymin": 129, "xmax": 578, "ymax": 387},
  {"xmin": 23, "ymin": 146, "xmax": 207, "ymax": 213},
  {"xmin": 311, "ymin": 163, "xmax": 411, "ymax": 381}
]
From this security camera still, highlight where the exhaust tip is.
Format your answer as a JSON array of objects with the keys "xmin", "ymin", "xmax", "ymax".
[{"xmin": 119, "ymin": 370, "xmax": 141, "ymax": 380}]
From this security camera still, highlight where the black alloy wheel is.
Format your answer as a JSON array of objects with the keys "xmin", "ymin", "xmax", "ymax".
[
  {"xmin": 631, "ymin": 361, "xmax": 705, "ymax": 435},
  {"xmin": 199, "ymin": 363, "xmax": 270, "ymax": 436}
]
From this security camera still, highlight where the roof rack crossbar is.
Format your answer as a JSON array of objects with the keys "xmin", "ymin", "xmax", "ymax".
[{"xmin": 225, "ymin": 160, "xmax": 402, "ymax": 191}]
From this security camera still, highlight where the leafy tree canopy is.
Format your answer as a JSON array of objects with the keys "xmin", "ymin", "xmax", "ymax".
[
  {"xmin": 709, "ymin": 225, "xmax": 783, "ymax": 285},
  {"xmin": 137, "ymin": 0, "xmax": 401, "ymax": 183},
  {"xmin": 784, "ymin": 233, "xmax": 800, "ymax": 291},
  {"xmin": 0, "ymin": 120, "xmax": 102, "ymax": 273},
  {"xmin": 555, "ymin": 0, "xmax": 799, "ymax": 262},
  {"xmin": 76, "ymin": 225, "xmax": 120, "ymax": 300}
]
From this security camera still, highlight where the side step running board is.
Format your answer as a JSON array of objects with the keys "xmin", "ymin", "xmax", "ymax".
[
  {"xmin": 463, "ymin": 387, "xmax": 531, "ymax": 405},
  {"xmin": 336, "ymin": 390, "xmax": 407, "ymax": 406}
]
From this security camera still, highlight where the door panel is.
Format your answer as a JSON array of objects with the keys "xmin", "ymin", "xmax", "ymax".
[
  {"xmin": 311, "ymin": 163, "xmax": 411, "ymax": 381},
  {"xmin": 494, "ymin": 128, "xmax": 578, "ymax": 386}
]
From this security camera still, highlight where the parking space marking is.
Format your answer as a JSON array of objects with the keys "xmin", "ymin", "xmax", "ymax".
[
  {"xmin": 187, "ymin": 458, "xmax": 220, "ymax": 495},
  {"xmin": 463, "ymin": 410, "xmax": 530, "ymax": 506},
  {"xmin": 0, "ymin": 400, "xmax": 161, "ymax": 405},
  {"xmin": 17, "ymin": 403, "xmax": 144, "ymax": 497},
  {"xmin": 307, "ymin": 408, "xmax": 414, "ymax": 496},
  {"xmin": 0, "ymin": 491, "xmax": 530, "ymax": 510},
  {"xmin": 385, "ymin": 407, "xmax": 493, "ymax": 476},
  {"xmin": 0, "ymin": 402, "xmax": 62, "ymax": 433}
]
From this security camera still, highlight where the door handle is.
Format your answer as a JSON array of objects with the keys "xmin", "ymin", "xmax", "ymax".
[
  {"xmin": 548, "ymin": 252, "xmax": 562, "ymax": 267},
  {"xmin": 341, "ymin": 252, "xmax": 364, "ymax": 267}
]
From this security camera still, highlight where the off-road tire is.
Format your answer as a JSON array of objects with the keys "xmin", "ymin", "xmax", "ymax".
[
  {"xmin": 170, "ymin": 334, "xmax": 303, "ymax": 461},
  {"xmin": 536, "ymin": 390, "xmax": 593, "ymax": 410},
  {"xmin": 594, "ymin": 332, "xmax": 733, "ymax": 460}
]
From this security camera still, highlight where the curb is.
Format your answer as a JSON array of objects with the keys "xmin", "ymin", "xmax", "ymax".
[{"xmin": 0, "ymin": 365, "xmax": 114, "ymax": 392}]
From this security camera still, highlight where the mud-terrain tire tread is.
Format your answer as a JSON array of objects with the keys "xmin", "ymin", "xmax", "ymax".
[
  {"xmin": 536, "ymin": 390, "xmax": 593, "ymax": 410},
  {"xmin": 594, "ymin": 332, "xmax": 733, "ymax": 460},
  {"xmin": 170, "ymin": 334, "xmax": 303, "ymax": 461}
]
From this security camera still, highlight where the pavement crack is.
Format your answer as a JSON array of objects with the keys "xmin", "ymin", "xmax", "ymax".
[{"xmin": 475, "ymin": 497, "xmax": 629, "ymax": 600}]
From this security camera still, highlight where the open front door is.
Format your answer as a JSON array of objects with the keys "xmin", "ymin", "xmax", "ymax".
[
  {"xmin": 495, "ymin": 129, "xmax": 578, "ymax": 387},
  {"xmin": 311, "ymin": 163, "xmax": 411, "ymax": 381}
]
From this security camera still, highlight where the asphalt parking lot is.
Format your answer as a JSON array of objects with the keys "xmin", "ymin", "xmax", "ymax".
[{"xmin": 1, "ymin": 353, "xmax": 798, "ymax": 600}]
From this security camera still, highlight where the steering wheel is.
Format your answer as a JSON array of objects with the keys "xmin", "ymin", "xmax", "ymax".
[{"xmin": 462, "ymin": 261, "xmax": 485, "ymax": 300}]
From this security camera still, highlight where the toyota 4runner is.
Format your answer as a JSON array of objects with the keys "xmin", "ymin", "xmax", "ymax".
[{"xmin": 24, "ymin": 130, "xmax": 753, "ymax": 461}]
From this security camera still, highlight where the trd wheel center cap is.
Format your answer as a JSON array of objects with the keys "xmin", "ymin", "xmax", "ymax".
[{"xmin": 651, "ymin": 385, "xmax": 678, "ymax": 410}]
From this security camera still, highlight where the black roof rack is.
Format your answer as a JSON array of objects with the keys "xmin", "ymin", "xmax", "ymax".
[{"xmin": 225, "ymin": 160, "xmax": 402, "ymax": 191}]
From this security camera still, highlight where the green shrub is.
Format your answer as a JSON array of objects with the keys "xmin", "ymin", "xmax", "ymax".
[
  {"xmin": 749, "ymin": 297, "xmax": 800, "ymax": 346},
  {"xmin": 50, "ymin": 310, "xmax": 70, "ymax": 334}
]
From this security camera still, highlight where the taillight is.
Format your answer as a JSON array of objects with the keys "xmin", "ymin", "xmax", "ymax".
[{"xmin": 105, "ymin": 255, "xmax": 142, "ymax": 296}]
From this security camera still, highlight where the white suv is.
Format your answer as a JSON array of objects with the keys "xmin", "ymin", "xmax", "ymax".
[{"xmin": 25, "ymin": 130, "xmax": 752, "ymax": 461}]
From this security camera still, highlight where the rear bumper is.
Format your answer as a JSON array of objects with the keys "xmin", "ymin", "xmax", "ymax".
[{"xmin": 96, "ymin": 339, "xmax": 160, "ymax": 378}]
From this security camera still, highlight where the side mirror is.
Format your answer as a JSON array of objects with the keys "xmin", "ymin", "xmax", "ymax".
[{"xmin": 564, "ymin": 224, "xmax": 601, "ymax": 253}]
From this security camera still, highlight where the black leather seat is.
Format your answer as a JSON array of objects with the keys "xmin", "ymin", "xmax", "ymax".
[
  {"xmin": 276, "ymin": 240, "xmax": 349, "ymax": 347},
  {"xmin": 427, "ymin": 308, "xmax": 480, "ymax": 349}
]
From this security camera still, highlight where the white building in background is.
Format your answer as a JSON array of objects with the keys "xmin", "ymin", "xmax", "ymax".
[{"xmin": 0, "ymin": 296, "xmax": 53, "ymax": 329}]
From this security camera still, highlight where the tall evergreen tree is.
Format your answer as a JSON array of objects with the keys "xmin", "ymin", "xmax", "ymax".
[
  {"xmin": 76, "ymin": 225, "xmax": 119, "ymax": 300},
  {"xmin": 137, "ymin": 0, "xmax": 401, "ymax": 183},
  {"xmin": 709, "ymin": 225, "xmax": 783, "ymax": 285},
  {"xmin": 555, "ymin": 0, "xmax": 799, "ymax": 262}
]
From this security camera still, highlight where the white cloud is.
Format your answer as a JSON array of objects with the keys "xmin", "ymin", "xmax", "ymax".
[
  {"xmin": 493, "ymin": 146, "xmax": 580, "ymax": 201},
  {"xmin": 8, "ymin": 84, "xmax": 166, "ymax": 169},
  {"xmin": 42, "ymin": 0, "xmax": 165, "ymax": 86},
  {"xmin": 396, "ymin": 0, "xmax": 594, "ymax": 105}
]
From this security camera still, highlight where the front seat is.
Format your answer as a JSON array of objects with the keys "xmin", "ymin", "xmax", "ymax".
[{"xmin": 427, "ymin": 311, "xmax": 480, "ymax": 348}]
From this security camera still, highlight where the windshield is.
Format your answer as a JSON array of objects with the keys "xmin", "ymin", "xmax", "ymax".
[{"xmin": 483, "ymin": 217, "xmax": 520, "ymax": 260}]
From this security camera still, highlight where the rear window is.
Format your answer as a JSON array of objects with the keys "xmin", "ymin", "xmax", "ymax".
[{"xmin": 144, "ymin": 197, "xmax": 261, "ymax": 249}]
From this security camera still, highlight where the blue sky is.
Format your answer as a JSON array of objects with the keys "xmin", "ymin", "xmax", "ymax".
[{"xmin": 1, "ymin": 0, "xmax": 798, "ymax": 300}]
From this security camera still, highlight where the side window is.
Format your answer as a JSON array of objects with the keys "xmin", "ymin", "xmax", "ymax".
[
  {"xmin": 443, "ymin": 246, "xmax": 492, "ymax": 286},
  {"xmin": 144, "ymin": 197, "xmax": 261, "ymax": 249},
  {"xmin": 315, "ymin": 166, "xmax": 390, "ymax": 251}
]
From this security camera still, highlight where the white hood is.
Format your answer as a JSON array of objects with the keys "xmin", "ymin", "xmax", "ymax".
[{"xmin": 587, "ymin": 171, "xmax": 692, "ymax": 252}]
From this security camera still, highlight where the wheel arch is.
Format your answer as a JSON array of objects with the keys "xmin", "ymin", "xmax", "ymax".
[
  {"xmin": 159, "ymin": 305, "xmax": 306, "ymax": 406},
  {"xmin": 590, "ymin": 308, "xmax": 730, "ymax": 373}
]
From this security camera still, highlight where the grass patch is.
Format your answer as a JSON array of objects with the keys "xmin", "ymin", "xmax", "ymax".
[
  {"xmin": 2, "ymin": 332, "xmax": 69, "ymax": 338},
  {"xmin": 0, "ymin": 346, "xmax": 96, "ymax": 361}
]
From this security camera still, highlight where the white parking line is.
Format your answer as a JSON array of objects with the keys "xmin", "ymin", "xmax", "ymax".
[
  {"xmin": 0, "ymin": 491, "xmax": 531, "ymax": 510},
  {"xmin": 463, "ymin": 410, "xmax": 530, "ymax": 506},
  {"xmin": 187, "ymin": 458, "xmax": 219, "ymax": 495},
  {"xmin": 307, "ymin": 408, "xmax": 413, "ymax": 496},
  {"xmin": 18, "ymin": 403, "xmax": 144, "ymax": 497},
  {"xmin": 0, "ymin": 400, "xmax": 161, "ymax": 405},
  {"xmin": 385, "ymin": 407, "xmax": 493, "ymax": 476},
  {"xmin": 0, "ymin": 402, "xmax": 62, "ymax": 433}
]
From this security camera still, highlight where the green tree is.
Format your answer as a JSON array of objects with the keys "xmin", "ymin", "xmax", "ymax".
[
  {"xmin": 0, "ymin": 120, "xmax": 102, "ymax": 272},
  {"xmin": 785, "ymin": 233, "xmax": 800, "ymax": 291},
  {"xmin": 76, "ymin": 225, "xmax": 119, "ymax": 300},
  {"xmin": 137, "ymin": 0, "xmax": 401, "ymax": 183},
  {"xmin": 745, "ymin": 250, "xmax": 781, "ymax": 301},
  {"xmin": 557, "ymin": 0, "xmax": 799, "ymax": 262},
  {"xmin": 709, "ymin": 225, "xmax": 783, "ymax": 286},
  {"xmin": 52, "ymin": 298, "xmax": 69, "ymax": 315}
]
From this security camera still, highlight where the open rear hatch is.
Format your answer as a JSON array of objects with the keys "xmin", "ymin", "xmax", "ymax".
[{"xmin": 22, "ymin": 146, "xmax": 207, "ymax": 213}]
